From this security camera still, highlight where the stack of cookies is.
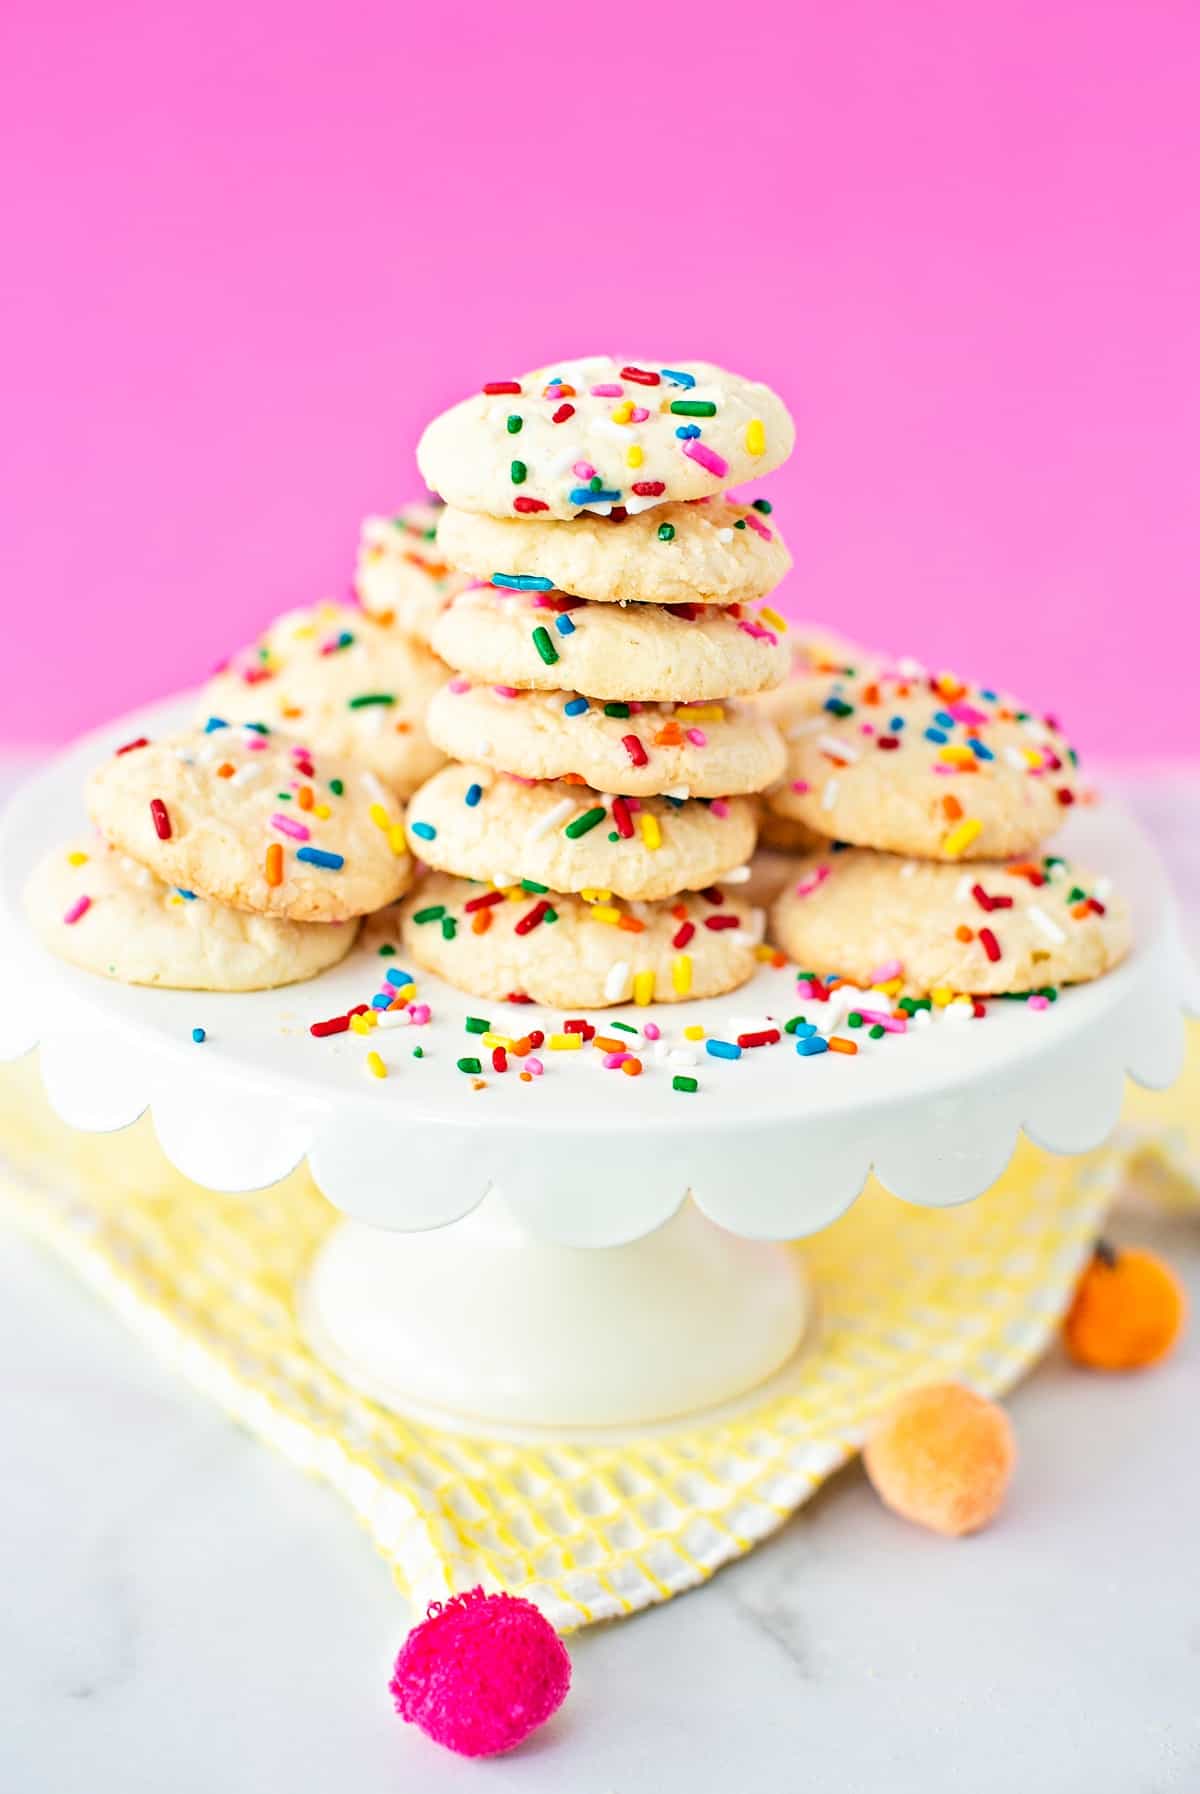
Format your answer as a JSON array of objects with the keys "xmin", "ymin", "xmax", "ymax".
[
  {"xmin": 392, "ymin": 356, "xmax": 799, "ymax": 1008},
  {"xmin": 762, "ymin": 649, "xmax": 1131, "ymax": 1001}
]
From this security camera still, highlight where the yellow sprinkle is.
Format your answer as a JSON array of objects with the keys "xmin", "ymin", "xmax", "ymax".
[
  {"xmin": 390, "ymin": 982, "xmax": 416, "ymax": 1004},
  {"xmin": 633, "ymin": 970, "xmax": 655, "ymax": 1007},
  {"xmin": 930, "ymin": 986, "xmax": 956, "ymax": 1008},
  {"xmin": 580, "ymin": 888, "xmax": 612, "ymax": 903},
  {"xmin": 640, "ymin": 813, "xmax": 662, "ymax": 851},
  {"xmin": 588, "ymin": 906, "xmax": 621, "ymax": 925},
  {"xmin": 683, "ymin": 1024, "xmax": 706, "ymax": 1040},
  {"xmin": 671, "ymin": 954, "xmax": 693, "ymax": 995},
  {"xmin": 67, "ymin": 851, "xmax": 89, "ymax": 867},
  {"xmin": 388, "ymin": 824, "xmax": 407, "ymax": 856},
  {"xmin": 314, "ymin": 803, "xmax": 331, "ymax": 819},
  {"xmin": 349, "ymin": 1014, "xmax": 371, "ymax": 1035},
  {"xmin": 938, "ymin": 745, "xmax": 976, "ymax": 768},
  {"xmin": 745, "ymin": 418, "xmax": 766, "ymax": 456},
  {"xmin": 1023, "ymin": 748, "xmax": 1045, "ymax": 769},
  {"xmin": 754, "ymin": 944, "xmax": 780, "ymax": 962},
  {"xmin": 369, "ymin": 803, "xmax": 392, "ymax": 832},
  {"xmin": 365, "ymin": 1050, "xmax": 386, "ymax": 1080},
  {"xmin": 481, "ymin": 1032, "xmax": 517, "ymax": 1051},
  {"xmin": 942, "ymin": 817, "xmax": 983, "ymax": 858},
  {"xmin": 611, "ymin": 400, "xmax": 635, "ymax": 424},
  {"xmin": 549, "ymin": 1032, "xmax": 582, "ymax": 1051},
  {"xmin": 673, "ymin": 704, "xmax": 725, "ymax": 723},
  {"xmin": 503, "ymin": 885, "xmax": 525, "ymax": 902},
  {"xmin": 760, "ymin": 606, "xmax": 787, "ymax": 633},
  {"xmin": 295, "ymin": 621, "xmax": 319, "ymax": 637},
  {"xmin": 875, "ymin": 977, "xmax": 903, "ymax": 997},
  {"xmin": 626, "ymin": 443, "xmax": 644, "ymax": 468}
]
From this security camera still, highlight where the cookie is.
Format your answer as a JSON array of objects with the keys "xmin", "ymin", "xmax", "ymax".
[
  {"xmin": 754, "ymin": 805, "xmax": 826, "ymax": 854},
  {"xmin": 26, "ymin": 837, "xmax": 358, "ymax": 990},
  {"xmin": 202, "ymin": 601, "xmax": 447, "ymax": 799},
  {"xmin": 86, "ymin": 726, "xmax": 414, "ymax": 923},
  {"xmin": 430, "ymin": 584, "xmax": 789, "ymax": 701},
  {"xmin": 394, "ymin": 872, "xmax": 764, "ymax": 1009},
  {"xmin": 770, "ymin": 847, "xmax": 1130, "ymax": 995},
  {"xmin": 406, "ymin": 763, "xmax": 757, "ymax": 902},
  {"xmin": 355, "ymin": 502, "xmax": 473, "ymax": 642},
  {"xmin": 435, "ymin": 496, "xmax": 791, "ymax": 606},
  {"xmin": 417, "ymin": 356, "xmax": 795, "ymax": 520},
  {"xmin": 427, "ymin": 681, "xmax": 785, "ymax": 798},
  {"xmin": 763, "ymin": 659, "xmax": 1080, "ymax": 860}
]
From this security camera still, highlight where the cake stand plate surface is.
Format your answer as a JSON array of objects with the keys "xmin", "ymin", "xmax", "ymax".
[{"xmin": 1, "ymin": 697, "xmax": 1195, "ymax": 1433}]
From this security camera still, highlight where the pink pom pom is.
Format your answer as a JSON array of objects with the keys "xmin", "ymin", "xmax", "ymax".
[{"xmin": 389, "ymin": 1586, "xmax": 571, "ymax": 1758}]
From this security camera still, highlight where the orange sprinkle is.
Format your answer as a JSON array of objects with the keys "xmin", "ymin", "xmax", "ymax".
[
  {"xmin": 618, "ymin": 914, "xmax": 646, "ymax": 933},
  {"xmin": 265, "ymin": 843, "xmax": 284, "ymax": 886},
  {"xmin": 828, "ymin": 1037, "xmax": 858, "ymax": 1055},
  {"xmin": 394, "ymin": 721, "xmax": 412, "ymax": 734},
  {"xmin": 1072, "ymin": 901, "xmax": 1091, "ymax": 920},
  {"xmin": 671, "ymin": 902, "xmax": 689, "ymax": 921},
  {"xmin": 955, "ymin": 924, "xmax": 974, "ymax": 943},
  {"xmin": 512, "ymin": 1035, "xmax": 532, "ymax": 1056},
  {"xmin": 297, "ymin": 785, "xmax": 314, "ymax": 811},
  {"xmin": 861, "ymin": 681, "xmax": 881, "ymax": 705},
  {"xmin": 561, "ymin": 771, "xmax": 588, "ymax": 785},
  {"xmin": 217, "ymin": 762, "xmax": 235, "ymax": 778},
  {"xmin": 519, "ymin": 1071, "xmax": 532, "ymax": 1083},
  {"xmin": 374, "ymin": 607, "xmax": 396, "ymax": 625},
  {"xmin": 942, "ymin": 794, "xmax": 963, "ymax": 820},
  {"xmin": 621, "ymin": 1057, "xmax": 643, "ymax": 1077},
  {"xmin": 594, "ymin": 1035, "xmax": 626, "ymax": 1053},
  {"xmin": 654, "ymin": 721, "xmax": 684, "ymax": 746},
  {"xmin": 281, "ymin": 704, "xmax": 303, "ymax": 720},
  {"xmin": 472, "ymin": 909, "xmax": 493, "ymax": 935}
]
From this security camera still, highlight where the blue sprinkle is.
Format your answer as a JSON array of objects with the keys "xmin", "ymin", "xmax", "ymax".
[
  {"xmin": 706, "ymin": 1039, "xmax": 742, "ymax": 1061},
  {"xmin": 980, "ymin": 687, "xmax": 998, "ymax": 701},
  {"xmin": 492, "ymin": 573, "xmax": 554, "ymax": 592},
  {"xmin": 889, "ymin": 715, "xmax": 905, "ymax": 731},
  {"xmin": 924, "ymin": 727, "xmax": 948, "ymax": 744},
  {"xmin": 796, "ymin": 1035, "xmax": 829, "ymax": 1056},
  {"xmin": 664, "ymin": 794, "xmax": 686, "ymax": 808},
  {"xmin": 242, "ymin": 721, "xmax": 270, "ymax": 735},
  {"xmin": 203, "ymin": 716, "xmax": 229, "ymax": 732},
  {"xmin": 793, "ymin": 1021, "xmax": 817, "ymax": 1039},
  {"xmin": 296, "ymin": 846, "xmax": 344, "ymax": 870},
  {"xmin": 564, "ymin": 697, "xmax": 589, "ymax": 716},
  {"xmin": 175, "ymin": 888, "xmax": 197, "ymax": 901},
  {"xmin": 674, "ymin": 424, "xmax": 701, "ymax": 439},
  {"xmin": 568, "ymin": 486, "xmax": 621, "ymax": 505},
  {"xmin": 191, "ymin": 1027, "xmax": 206, "ymax": 1044},
  {"xmin": 934, "ymin": 710, "xmax": 956, "ymax": 729},
  {"xmin": 661, "ymin": 367, "xmax": 695, "ymax": 388},
  {"xmin": 465, "ymin": 783, "xmax": 482, "ymax": 807},
  {"xmin": 410, "ymin": 821, "xmax": 437, "ymax": 841},
  {"xmin": 371, "ymin": 994, "xmax": 392, "ymax": 1009},
  {"xmin": 967, "ymin": 737, "xmax": 995, "ymax": 761},
  {"xmin": 385, "ymin": 968, "xmax": 414, "ymax": 988},
  {"xmin": 554, "ymin": 615, "xmax": 576, "ymax": 636}
]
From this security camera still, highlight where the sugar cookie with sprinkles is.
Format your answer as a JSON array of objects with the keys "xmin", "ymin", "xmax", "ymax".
[
  {"xmin": 770, "ymin": 848, "xmax": 1130, "ymax": 995},
  {"xmin": 202, "ymin": 602, "xmax": 448, "ymax": 799},
  {"xmin": 355, "ymin": 502, "xmax": 473, "ymax": 643},
  {"xmin": 86, "ymin": 727, "xmax": 413, "ymax": 923},
  {"xmin": 26, "ymin": 837, "xmax": 359, "ymax": 989},
  {"xmin": 430, "ymin": 583, "xmax": 789, "ymax": 702},
  {"xmin": 435, "ymin": 496, "xmax": 791, "ymax": 607},
  {"xmin": 393, "ymin": 872, "xmax": 764, "ymax": 1009},
  {"xmin": 763, "ymin": 659, "xmax": 1080, "ymax": 860},
  {"xmin": 417, "ymin": 357, "xmax": 795, "ymax": 520},
  {"xmin": 426, "ymin": 681, "xmax": 786, "ymax": 798},
  {"xmin": 406, "ymin": 763, "xmax": 757, "ymax": 902}
]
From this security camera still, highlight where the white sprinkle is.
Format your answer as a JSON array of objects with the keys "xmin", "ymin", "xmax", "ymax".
[
  {"xmin": 361, "ymin": 771, "xmax": 393, "ymax": 810},
  {"xmin": 822, "ymin": 778, "xmax": 840, "ymax": 812},
  {"xmin": 1028, "ymin": 904, "xmax": 1067, "ymax": 945},
  {"xmin": 955, "ymin": 874, "xmax": 973, "ymax": 902},
  {"xmin": 666, "ymin": 1047, "xmax": 700, "ymax": 1067},
  {"xmin": 900, "ymin": 861, "xmax": 917, "ymax": 879},
  {"xmin": 944, "ymin": 999, "xmax": 976, "ymax": 1023},
  {"xmin": 376, "ymin": 1009, "xmax": 411, "ymax": 1030},
  {"xmin": 230, "ymin": 763, "xmax": 261, "ymax": 787},
  {"xmin": 1094, "ymin": 876, "xmax": 1112, "ymax": 900},
  {"xmin": 1003, "ymin": 746, "xmax": 1027, "ymax": 770},
  {"xmin": 785, "ymin": 717, "xmax": 825, "ymax": 741},
  {"xmin": 818, "ymin": 734, "xmax": 857, "ymax": 763},
  {"xmin": 717, "ymin": 527, "xmax": 734, "ymax": 544},
  {"xmin": 722, "ymin": 864, "xmax": 752, "ymax": 885},
  {"xmin": 604, "ymin": 962, "xmax": 631, "ymax": 1002},
  {"xmin": 526, "ymin": 797, "xmax": 575, "ymax": 842}
]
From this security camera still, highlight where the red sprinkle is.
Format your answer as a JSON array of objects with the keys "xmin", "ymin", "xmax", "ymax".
[
  {"xmin": 505, "ymin": 992, "xmax": 535, "ymax": 1004},
  {"xmin": 631, "ymin": 481, "xmax": 665, "ymax": 497},
  {"xmin": 737, "ymin": 1028, "xmax": 781, "ymax": 1049},
  {"xmin": 492, "ymin": 1047, "xmax": 508, "ymax": 1073},
  {"xmin": 1056, "ymin": 787, "xmax": 1076, "ymax": 806},
  {"xmin": 611, "ymin": 796, "xmax": 634, "ymax": 838},
  {"xmin": 672, "ymin": 921, "xmax": 695, "ymax": 949},
  {"xmin": 464, "ymin": 889, "xmax": 505, "ymax": 913},
  {"xmin": 700, "ymin": 886, "xmax": 725, "ymax": 905},
  {"xmin": 563, "ymin": 1018, "xmax": 595, "ymax": 1039},
  {"xmin": 527, "ymin": 1029, "xmax": 545, "ymax": 1047},
  {"xmin": 310, "ymin": 1014, "xmax": 351, "ymax": 1038},
  {"xmin": 621, "ymin": 366, "xmax": 661, "ymax": 385},
  {"xmin": 621, "ymin": 733, "xmax": 648, "ymax": 767},
  {"xmin": 483, "ymin": 380, "xmax": 521, "ymax": 395},
  {"xmin": 150, "ymin": 798, "xmax": 172, "ymax": 840},
  {"xmin": 971, "ymin": 883, "xmax": 1014, "ymax": 913},
  {"xmin": 551, "ymin": 403, "xmax": 575, "ymax": 424},
  {"xmin": 115, "ymin": 737, "xmax": 149, "ymax": 756},
  {"xmin": 515, "ymin": 899, "xmax": 551, "ymax": 935},
  {"xmin": 705, "ymin": 914, "xmax": 739, "ymax": 931},
  {"xmin": 876, "ymin": 735, "xmax": 901, "ymax": 751},
  {"xmin": 514, "ymin": 497, "xmax": 549, "ymax": 513},
  {"xmin": 979, "ymin": 927, "xmax": 1002, "ymax": 963}
]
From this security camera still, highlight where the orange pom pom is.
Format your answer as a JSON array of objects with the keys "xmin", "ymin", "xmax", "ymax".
[
  {"xmin": 1063, "ymin": 1241, "xmax": 1186, "ymax": 1371},
  {"xmin": 863, "ymin": 1382, "xmax": 1016, "ymax": 1537}
]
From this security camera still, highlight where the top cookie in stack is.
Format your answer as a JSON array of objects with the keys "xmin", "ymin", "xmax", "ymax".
[{"xmin": 396, "ymin": 356, "xmax": 797, "ymax": 1009}]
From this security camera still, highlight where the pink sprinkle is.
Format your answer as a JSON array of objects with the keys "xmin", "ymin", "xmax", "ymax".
[
  {"xmin": 448, "ymin": 676, "xmax": 471, "ymax": 693},
  {"xmin": 932, "ymin": 763, "xmax": 963, "ymax": 776},
  {"xmin": 682, "ymin": 439, "xmax": 730, "ymax": 478},
  {"xmin": 526, "ymin": 1057, "xmax": 544, "ymax": 1076},
  {"xmin": 630, "ymin": 406, "xmax": 650, "ymax": 422},
  {"xmin": 791, "ymin": 779, "xmax": 811, "ymax": 794},
  {"xmin": 948, "ymin": 702, "xmax": 989, "ymax": 727},
  {"xmin": 572, "ymin": 461, "xmax": 596, "ymax": 480},
  {"xmin": 684, "ymin": 728, "xmax": 707, "ymax": 747},
  {"xmin": 642, "ymin": 1022, "xmax": 661, "ymax": 1041},
  {"xmin": 408, "ymin": 1003, "xmax": 431, "ymax": 1025},
  {"xmin": 245, "ymin": 733, "xmax": 269, "ymax": 751},
  {"xmin": 289, "ymin": 743, "xmax": 314, "ymax": 762},
  {"xmin": 590, "ymin": 383, "xmax": 623, "ymax": 397},
  {"xmin": 710, "ymin": 799, "xmax": 730, "ymax": 818},
  {"xmin": 493, "ymin": 685, "xmax": 521, "ymax": 699},
  {"xmin": 744, "ymin": 512, "xmax": 774, "ymax": 541},
  {"xmin": 603, "ymin": 1051, "xmax": 631, "ymax": 1069},
  {"xmin": 868, "ymin": 959, "xmax": 904, "ymax": 983},
  {"xmin": 858, "ymin": 1009, "xmax": 907, "ymax": 1034},
  {"xmin": 1027, "ymin": 993, "xmax": 1051, "ymax": 1011},
  {"xmin": 63, "ymin": 895, "xmax": 91, "ymax": 926},
  {"xmin": 794, "ymin": 979, "xmax": 820, "ymax": 1000},
  {"xmin": 738, "ymin": 619, "xmax": 777, "ymax": 645},
  {"xmin": 271, "ymin": 813, "xmax": 310, "ymax": 841},
  {"xmin": 793, "ymin": 864, "xmax": 831, "ymax": 898}
]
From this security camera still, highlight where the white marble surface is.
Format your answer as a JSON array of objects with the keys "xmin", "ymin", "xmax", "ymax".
[{"xmin": 2, "ymin": 764, "xmax": 1199, "ymax": 1793}]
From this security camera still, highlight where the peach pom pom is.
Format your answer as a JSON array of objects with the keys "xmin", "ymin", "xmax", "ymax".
[
  {"xmin": 863, "ymin": 1382, "xmax": 1016, "ymax": 1537},
  {"xmin": 389, "ymin": 1586, "xmax": 571, "ymax": 1758},
  {"xmin": 1063, "ymin": 1240, "xmax": 1186, "ymax": 1371}
]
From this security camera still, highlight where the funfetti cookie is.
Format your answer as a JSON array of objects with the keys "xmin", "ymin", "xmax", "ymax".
[
  {"xmin": 202, "ymin": 602, "xmax": 447, "ymax": 800},
  {"xmin": 406, "ymin": 763, "xmax": 757, "ymax": 903},
  {"xmin": 763, "ymin": 659, "xmax": 1080, "ymax": 860},
  {"xmin": 26, "ymin": 837, "xmax": 358, "ymax": 990},
  {"xmin": 426, "ymin": 681, "xmax": 786, "ymax": 799},
  {"xmin": 430, "ymin": 584, "xmax": 789, "ymax": 702},
  {"xmin": 86, "ymin": 727, "xmax": 413, "ymax": 923},
  {"xmin": 417, "ymin": 357, "xmax": 795, "ymax": 520},
  {"xmin": 393, "ymin": 872, "xmax": 764, "ymax": 1009},
  {"xmin": 436, "ymin": 496, "xmax": 791, "ymax": 607},
  {"xmin": 770, "ymin": 848, "xmax": 1130, "ymax": 995},
  {"xmin": 355, "ymin": 502, "xmax": 473, "ymax": 642}
]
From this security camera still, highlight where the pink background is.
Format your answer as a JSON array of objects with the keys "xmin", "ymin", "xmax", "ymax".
[{"xmin": 3, "ymin": 0, "xmax": 1198, "ymax": 756}]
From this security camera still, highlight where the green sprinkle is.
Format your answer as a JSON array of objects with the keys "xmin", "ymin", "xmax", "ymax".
[
  {"xmin": 457, "ymin": 1057, "xmax": 482, "ymax": 1075},
  {"xmin": 565, "ymin": 806, "xmax": 606, "ymax": 838},
  {"xmin": 869, "ymin": 1024, "xmax": 886, "ymax": 1040},
  {"xmin": 276, "ymin": 791, "xmax": 292, "ymax": 800},
  {"xmin": 734, "ymin": 518, "xmax": 747, "ymax": 528},
  {"xmin": 669, "ymin": 399, "xmax": 717, "ymax": 416},
  {"xmin": 330, "ymin": 778, "xmax": 344, "ymax": 796},
  {"xmin": 520, "ymin": 879, "xmax": 549, "ymax": 893},
  {"xmin": 752, "ymin": 498, "xmax": 773, "ymax": 514},
  {"xmin": 825, "ymin": 698, "xmax": 854, "ymax": 718},
  {"xmin": 603, "ymin": 701, "xmax": 631, "ymax": 718},
  {"xmin": 543, "ymin": 907, "xmax": 558, "ymax": 924},
  {"xmin": 465, "ymin": 1016, "xmax": 490, "ymax": 1034},
  {"xmin": 657, "ymin": 522, "xmax": 675, "ymax": 542},
  {"xmin": 589, "ymin": 474, "xmax": 603, "ymax": 491},
  {"xmin": 413, "ymin": 905, "xmax": 445, "ymax": 924},
  {"xmin": 378, "ymin": 943, "xmax": 396, "ymax": 957},
  {"xmin": 412, "ymin": 1045, "xmax": 424, "ymax": 1058},
  {"xmin": 847, "ymin": 1012, "xmax": 863, "ymax": 1028},
  {"xmin": 506, "ymin": 415, "xmax": 523, "ymax": 434},
  {"xmin": 610, "ymin": 1021, "xmax": 637, "ymax": 1034},
  {"xmin": 607, "ymin": 831, "xmax": 619, "ymax": 842},
  {"xmin": 441, "ymin": 916, "xmax": 457, "ymax": 940},
  {"xmin": 1067, "ymin": 885, "xmax": 1086, "ymax": 904},
  {"xmin": 672, "ymin": 1075, "xmax": 699, "ymax": 1093},
  {"xmin": 511, "ymin": 459, "xmax": 527, "ymax": 484},
  {"xmin": 783, "ymin": 1016, "xmax": 808, "ymax": 1034},
  {"xmin": 348, "ymin": 693, "xmax": 395, "ymax": 709},
  {"xmin": 532, "ymin": 625, "xmax": 559, "ymax": 665}
]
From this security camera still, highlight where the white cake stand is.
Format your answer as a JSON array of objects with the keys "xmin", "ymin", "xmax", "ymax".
[{"xmin": 1, "ymin": 698, "xmax": 1195, "ymax": 1438}]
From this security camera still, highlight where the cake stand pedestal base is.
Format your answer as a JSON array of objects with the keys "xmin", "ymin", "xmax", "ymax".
[{"xmin": 302, "ymin": 1196, "xmax": 811, "ymax": 1439}]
